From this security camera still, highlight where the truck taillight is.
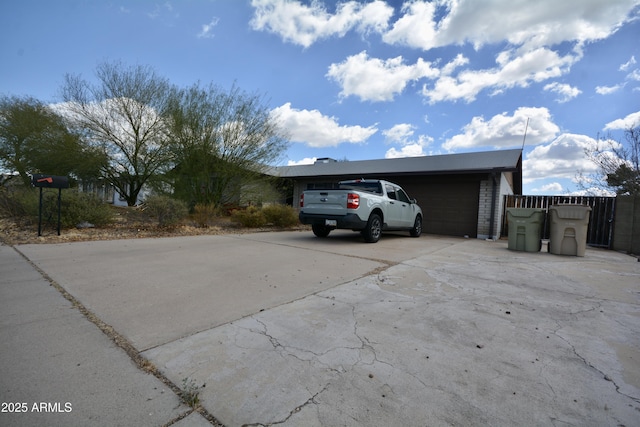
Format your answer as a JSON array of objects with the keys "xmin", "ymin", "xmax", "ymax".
[
  {"xmin": 299, "ymin": 193, "xmax": 304, "ymax": 207},
  {"xmin": 347, "ymin": 193, "xmax": 360, "ymax": 209}
]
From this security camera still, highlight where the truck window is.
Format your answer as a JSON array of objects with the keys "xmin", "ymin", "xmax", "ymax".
[
  {"xmin": 397, "ymin": 188, "xmax": 411, "ymax": 203},
  {"xmin": 338, "ymin": 181, "xmax": 382, "ymax": 194},
  {"xmin": 385, "ymin": 184, "xmax": 397, "ymax": 200}
]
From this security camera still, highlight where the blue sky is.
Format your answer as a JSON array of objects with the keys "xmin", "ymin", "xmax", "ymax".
[{"xmin": 1, "ymin": 0, "xmax": 639, "ymax": 195}]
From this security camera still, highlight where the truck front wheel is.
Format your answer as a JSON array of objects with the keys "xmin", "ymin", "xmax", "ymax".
[
  {"xmin": 312, "ymin": 224, "xmax": 331, "ymax": 238},
  {"xmin": 410, "ymin": 215, "xmax": 422, "ymax": 237},
  {"xmin": 363, "ymin": 213, "xmax": 382, "ymax": 243}
]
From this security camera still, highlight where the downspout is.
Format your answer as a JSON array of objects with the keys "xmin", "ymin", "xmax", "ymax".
[{"xmin": 488, "ymin": 171, "xmax": 498, "ymax": 240}]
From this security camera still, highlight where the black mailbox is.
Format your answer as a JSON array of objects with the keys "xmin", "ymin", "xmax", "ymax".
[
  {"xmin": 31, "ymin": 174, "xmax": 70, "ymax": 236},
  {"xmin": 32, "ymin": 174, "xmax": 69, "ymax": 189}
]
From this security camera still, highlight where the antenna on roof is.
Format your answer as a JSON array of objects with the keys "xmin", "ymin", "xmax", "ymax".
[{"xmin": 521, "ymin": 117, "xmax": 529, "ymax": 151}]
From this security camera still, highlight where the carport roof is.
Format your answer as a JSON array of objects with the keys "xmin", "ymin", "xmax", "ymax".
[{"xmin": 271, "ymin": 149, "xmax": 523, "ymax": 179}]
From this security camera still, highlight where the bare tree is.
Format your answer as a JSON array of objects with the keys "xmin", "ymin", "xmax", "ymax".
[
  {"xmin": 61, "ymin": 62, "xmax": 174, "ymax": 205},
  {"xmin": 579, "ymin": 124, "xmax": 640, "ymax": 196}
]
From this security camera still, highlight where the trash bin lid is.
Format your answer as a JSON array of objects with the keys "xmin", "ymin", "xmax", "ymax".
[
  {"xmin": 549, "ymin": 204, "xmax": 591, "ymax": 220},
  {"xmin": 506, "ymin": 208, "xmax": 545, "ymax": 218}
]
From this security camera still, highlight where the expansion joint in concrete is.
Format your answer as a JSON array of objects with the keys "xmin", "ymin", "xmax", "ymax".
[{"xmin": 10, "ymin": 245, "xmax": 224, "ymax": 426}]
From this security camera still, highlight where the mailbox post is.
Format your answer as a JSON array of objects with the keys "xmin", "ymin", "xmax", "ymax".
[{"xmin": 32, "ymin": 174, "xmax": 69, "ymax": 236}]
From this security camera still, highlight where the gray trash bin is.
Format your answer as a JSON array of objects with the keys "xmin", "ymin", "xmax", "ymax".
[
  {"xmin": 506, "ymin": 208, "xmax": 545, "ymax": 252},
  {"xmin": 548, "ymin": 205, "xmax": 591, "ymax": 256}
]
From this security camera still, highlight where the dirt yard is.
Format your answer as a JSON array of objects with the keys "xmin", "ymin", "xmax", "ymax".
[{"xmin": 0, "ymin": 205, "xmax": 305, "ymax": 246}]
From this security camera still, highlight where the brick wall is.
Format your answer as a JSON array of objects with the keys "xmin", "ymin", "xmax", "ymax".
[{"xmin": 477, "ymin": 173, "xmax": 512, "ymax": 240}]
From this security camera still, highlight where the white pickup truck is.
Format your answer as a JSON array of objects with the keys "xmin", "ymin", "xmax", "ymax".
[{"xmin": 298, "ymin": 179, "xmax": 423, "ymax": 243}]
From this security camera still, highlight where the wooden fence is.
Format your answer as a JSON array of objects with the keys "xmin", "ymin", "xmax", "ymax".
[
  {"xmin": 502, "ymin": 195, "xmax": 616, "ymax": 248},
  {"xmin": 612, "ymin": 196, "xmax": 640, "ymax": 254}
]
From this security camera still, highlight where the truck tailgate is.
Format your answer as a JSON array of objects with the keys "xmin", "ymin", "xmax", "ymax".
[{"xmin": 302, "ymin": 191, "xmax": 349, "ymax": 215}]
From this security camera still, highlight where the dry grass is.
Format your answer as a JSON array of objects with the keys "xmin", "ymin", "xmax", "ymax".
[{"xmin": 0, "ymin": 204, "xmax": 306, "ymax": 245}]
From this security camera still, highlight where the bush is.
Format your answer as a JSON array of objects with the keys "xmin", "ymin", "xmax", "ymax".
[
  {"xmin": 262, "ymin": 204, "xmax": 298, "ymax": 227},
  {"xmin": 231, "ymin": 206, "xmax": 267, "ymax": 228},
  {"xmin": 58, "ymin": 191, "xmax": 114, "ymax": 227},
  {"xmin": 0, "ymin": 187, "xmax": 113, "ymax": 228},
  {"xmin": 0, "ymin": 186, "xmax": 37, "ymax": 220},
  {"xmin": 192, "ymin": 203, "xmax": 218, "ymax": 228},
  {"xmin": 231, "ymin": 204, "xmax": 299, "ymax": 228},
  {"xmin": 143, "ymin": 195, "xmax": 188, "ymax": 227}
]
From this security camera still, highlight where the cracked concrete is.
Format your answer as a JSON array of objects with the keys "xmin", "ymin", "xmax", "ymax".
[{"xmin": 11, "ymin": 232, "xmax": 640, "ymax": 426}]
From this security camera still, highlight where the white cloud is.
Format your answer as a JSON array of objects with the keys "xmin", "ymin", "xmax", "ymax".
[
  {"xmin": 571, "ymin": 186, "xmax": 617, "ymax": 197},
  {"xmin": 327, "ymin": 51, "xmax": 439, "ymax": 102},
  {"xmin": 271, "ymin": 103, "xmax": 377, "ymax": 148},
  {"xmin": 544, "ymin": 82, "xmax": 582, "ymax": 102},
  {"xmin": 249, "ymin": 0, "xmax": 393, "ymax": 48},
  {"xmin": 620, "ymin": 55, "xmax": 636, "ymax": 72},
  {"xmin": 595, "ymin": 84, "xmax": 624, "ymax": 95},
  {"xmin": 383, "ymin": 124, "xmax": 433, "ymax": 158},
  {"xmin": 604, "ymin": 111, "xmax": 640, "ymax": 130},
  {"xmin": 402, "ymin": 0, "xmax": 637, "ymax": 104},
  {"xmin": 382, "ymin": 123, "xmax": 415, "ymax": 143},
  {"xmin": 523, "ymin": 133, "xmax": 600, "ymax": 184},
  {"xmin": 627, "ymin": 69, "xmax": 640, "ymax": 81},
  {"xmin": 442, "ymin": 107, "xmax": 560, "ymax": 150},
  {"xmin": 381, "ymin": 1, "xmax": 439, "ymax": 49},
  {"xmin": 251, "ymin": 0, "xmax": 637, "ymax": 106},
  {"xmin": 530, "ymin": 182, "xmax": 564, "ymax": 194},
  {"xmin": 422, "ymin": 47, "xmax": 578, "ymax": 103},
  {"xmin": 147, "ymin": 2, "xmax": 179, "ymax": 24},
  {"xmin": 385, "ymin": 143, "xmax": 428, "ymax": 159},
  {"xmin": 198, "ymin": 17, "xmax": 220, "ymax": 39},
  {"xmin": 287, "ymin": 157, "xmax": 316, "ymax": 166},
  {"xmin": 252, "ymin": 0, "xmax": 637, "ymax": 52},
  {"xmin": 383, "ymin": 0, "xmax": 637, "ymax": 51}
]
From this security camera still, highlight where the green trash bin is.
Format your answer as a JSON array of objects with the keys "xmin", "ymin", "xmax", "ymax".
[
  {"xmin": 548, "ymin": 205, "xmax": 591, "ymax": 256},
  {"xmin": 506, "ymin": 208, "xmax": 545, "ymax": 252}
]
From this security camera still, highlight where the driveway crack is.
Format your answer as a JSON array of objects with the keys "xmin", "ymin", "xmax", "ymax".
[
  {"xmin": 241, "ymin": 384, "xmax": 329, "ymax": 427},
  {"xmin": 553, "ymin": 329, "xmax": 640, "ymax": 404}
]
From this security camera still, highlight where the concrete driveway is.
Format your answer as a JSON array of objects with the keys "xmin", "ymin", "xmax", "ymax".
[{"xmin": 12, "ymin": 230, "xmax": 640, "ymax": 426}]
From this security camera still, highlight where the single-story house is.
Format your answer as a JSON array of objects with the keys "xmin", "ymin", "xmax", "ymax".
[{"xmin": 271, "ymin": 149, "xmax": 522, "ymax": 240}]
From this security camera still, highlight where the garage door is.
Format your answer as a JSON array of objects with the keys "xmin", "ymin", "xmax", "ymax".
[{"xmin": 393, "ymin": 176, "xmax": 480, "ymax": 238}]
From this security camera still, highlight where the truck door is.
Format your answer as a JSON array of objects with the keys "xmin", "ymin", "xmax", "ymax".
[
  {"xmin": 385, "ymin": 184, "xmax": 403, "ymax": 227},
  {"xmin": 395, "ymin": 187, "xmax": 415, "ymax": 227}
]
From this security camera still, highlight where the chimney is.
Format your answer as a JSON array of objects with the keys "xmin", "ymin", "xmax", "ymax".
[{"xmin": 314, "ymin": 157, "xmax": 337, "ymax": 164}]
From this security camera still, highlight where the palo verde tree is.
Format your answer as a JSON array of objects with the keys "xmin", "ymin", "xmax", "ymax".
[
  {"xmin": 580, "ymin": 124, "xmax": 640, "ymax": 196},
  {"xmin": 60, "ymin": 61, "xmax": 175, "ymax": 206},
  {"xmin": 0, "ymin": 95, "xmax": 105, "ymax": 187},
  {"xmin": 166, "ymin": 82, "xmax": 289, "ymax": 207}
]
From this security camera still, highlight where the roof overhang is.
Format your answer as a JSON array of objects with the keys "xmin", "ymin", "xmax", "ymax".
[{"xmin": 270, "ymin": 149, "xmax": 523, "ymax": 193}]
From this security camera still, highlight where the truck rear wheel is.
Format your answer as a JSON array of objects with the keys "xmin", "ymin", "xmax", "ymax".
[
  {"xmin": 363, "ymin": 213, "xmax": 382, "ymax": 243},
  {"xmin": 312, "ymin": 224, "xmax": 331, "ymax": 237}
]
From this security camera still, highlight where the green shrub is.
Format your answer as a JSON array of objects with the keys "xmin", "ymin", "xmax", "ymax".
[
  {"xmin": 231, "ymin": 206, "xmax": 267, "ymax": 228},
  {"xmin": 58, "ymin": 191, "xmax": 114, "ymax": 227},
  {"xmin": 262, "ymin": 204, "xmax": 298, "ymax": 227},
  {"xmin": 143, "ymin": 195, "xmax": 188, "ymax": 227},
  {"xmin": 0, "ymin": 187, "xmax": 113, "ymax": 228},
  {"xmin": 0, "ymin": 187, "xmax": 37, "ymax": 220}
]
